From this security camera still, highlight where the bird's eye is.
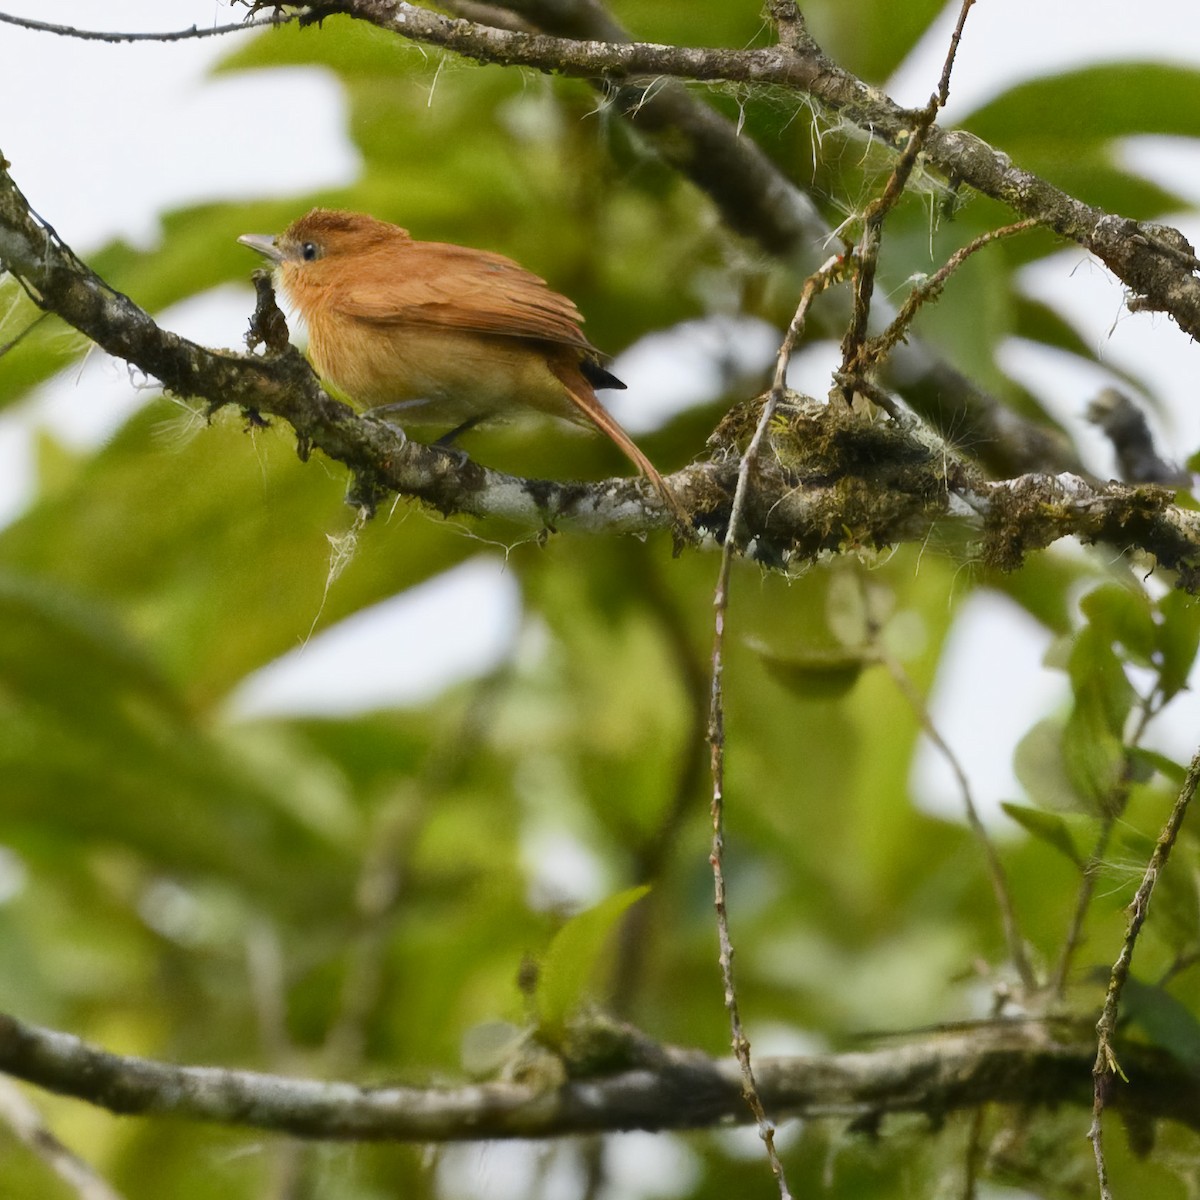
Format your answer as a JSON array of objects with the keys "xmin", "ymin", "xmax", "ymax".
[{"xmin": 301, "ymin": 242, "xmax": 319, "ymax": 261}]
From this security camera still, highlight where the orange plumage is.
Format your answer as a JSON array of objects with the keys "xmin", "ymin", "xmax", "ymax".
[{"xmin": 239, "ymin": 209, "xmax": 680, "ymax": 519}]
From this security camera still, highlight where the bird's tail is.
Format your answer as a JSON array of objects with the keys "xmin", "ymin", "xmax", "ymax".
[{"xmin": 557, "ymin": 373, "xmax": 689, "ymax": 529}]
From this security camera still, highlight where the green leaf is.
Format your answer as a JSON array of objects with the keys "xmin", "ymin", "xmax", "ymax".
[
  {"xmin": 964, "ymin": 65, "xmax": 1200, "ymax": 216},
  {"xmin": 1156, "ymin": 589, "xmax": 1200, "ymax": 702},
  {"xmin": 1000, "ymin": 802, "xmax": 1085, "ymax": 869},
  {"xmin": 1040, "ymin": 597, "xmax": 1143, "ymax": 815},
  {"xmin": 1121, "ymin": 977, "xmax": 1200, "ymax": 1071},
  {"xmin": 0, "ymin": 406, "xmax": 482, "ymax": 706},
  {"xmin": 966, "ymin": 64, "xmax": 1200, "ymax": 144},
  {"xmin": 752, "ymin": 639, "xmax": 876, "ymax": 700},
  {"xmin": 0, "ymin": 574, "xmax": 347, "ymax": 904},
  {"xmin": 1079, "ymin": 583, "xmax": 1157, "ymax": 669},
  {"xmin": 1127, "ymin": 747, "xmax": 1188, "ymax": 787},
  {"xmin": 1014, "ymin": 716, "xmax": 1084, "ymax": 813},
  {"xmin": 537, "ymin": 885, "xmax": 650, "ymax": 1040},
  {"xmin": 804, "ymin": 0, "xmax": 947, "ymax": 81},
  {"xmin": 1062, "ymin": 688, "xmax": 1128, "ymax": 815}
]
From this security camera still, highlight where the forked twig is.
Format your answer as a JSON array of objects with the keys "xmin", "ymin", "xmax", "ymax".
[
  {"xmin": 858, "ymin": 219, "xmax": 1042, "ymax": 370},
  {"xmin": 706, "ymin": 9, "xmax": 986, "ymax": 1192}
]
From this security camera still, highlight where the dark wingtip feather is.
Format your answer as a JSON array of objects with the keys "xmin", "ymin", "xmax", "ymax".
[{"xmin": 580, "ymin": 358, "xmax": 626, "ymax": 391}]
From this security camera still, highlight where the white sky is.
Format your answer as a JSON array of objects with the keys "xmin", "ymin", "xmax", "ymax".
[{"xmin": 3, "ymin": 1, "xmax": 1200, "ymax": 821}]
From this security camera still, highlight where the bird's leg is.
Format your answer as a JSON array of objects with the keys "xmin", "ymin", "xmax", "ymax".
[{"xmin": 434, "ymin": 414, "xmax": 488, "ymax": 447}]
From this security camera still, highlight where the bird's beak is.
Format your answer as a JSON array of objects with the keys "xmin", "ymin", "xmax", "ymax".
[{"xmin": 237, "ymin": 233, "xmax": 285, "ymax": 263}]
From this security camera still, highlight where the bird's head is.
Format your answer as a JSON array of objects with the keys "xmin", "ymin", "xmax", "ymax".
[{"xmin": 238, "ymin": 208, "xmax": 409, "ymax": 278}]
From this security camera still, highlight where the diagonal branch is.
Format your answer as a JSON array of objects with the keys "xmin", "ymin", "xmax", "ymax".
[
  {"xmin": 287, "ymin": 0, "xmax": 1200, "ymax": 340},
  {"xmin": 1089, "ymin": 745, "xmax": 1200, "ymax": 1197},
  {"xmin": 0, "ymin": 1077, "xmax": 126, "ymax": 1200}
]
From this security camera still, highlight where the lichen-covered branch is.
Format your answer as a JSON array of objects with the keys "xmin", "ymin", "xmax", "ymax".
[
  {"xmin": 0, "ymin": 158, "xmax": 673, "ymax": 531},
  {"xmin": 2, "ymin": 157, "xmax": 1198, "ymax": 580},
  {"xmin": 970, "ymin": 471, "xmax": 1200, "ymax": 588}
]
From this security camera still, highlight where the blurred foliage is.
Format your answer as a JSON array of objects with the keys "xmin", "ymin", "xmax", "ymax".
[{"xmin": 3, "ymin": 3, "xmax": 1200, "ymax": 1199}]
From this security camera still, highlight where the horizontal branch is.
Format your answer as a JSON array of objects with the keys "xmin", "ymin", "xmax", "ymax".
[
  {"xmin": 0, "ymin": 158, "xmax": 676, "ymax": 531},
  {"xmin": 2, "ymin": 157, "xmax": 1199, "ymax": 581},
  {"xmin": 293, "ymin": 0, "xmax": 1200, "ymax": 340},
  {"xmin": 1, "ymin": 1010, "xmax": 1197, "ymax": 1141}
]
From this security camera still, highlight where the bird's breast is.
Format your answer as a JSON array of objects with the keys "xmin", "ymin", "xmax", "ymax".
[{"xmin": 306, "ymin": 316, "xmax": 582, "ymax": 429}]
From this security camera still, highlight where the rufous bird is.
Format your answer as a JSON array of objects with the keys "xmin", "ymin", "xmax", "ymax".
[{"xmin": 238, "ymin": 209, "xmax": 682, "ymax": 522}]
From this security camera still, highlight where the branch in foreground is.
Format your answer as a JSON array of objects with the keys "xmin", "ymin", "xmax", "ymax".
[
  {"xmin": 1, "ymin": 1011, "xmax": 1197, "ymax": 1141},
  {"xmin": 3, "ymin": 159, "xmax": 1199, "ymax": 579}
]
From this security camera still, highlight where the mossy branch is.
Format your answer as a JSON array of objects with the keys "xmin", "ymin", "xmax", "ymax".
[{"xmin": 2, "ymin": 159, "xmax": 1198, "ymax": 582}]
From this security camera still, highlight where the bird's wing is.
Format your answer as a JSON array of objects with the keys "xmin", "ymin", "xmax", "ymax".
[{"xmin": 332, "ymin": 242, "xmax": 595, "ymax": 351}]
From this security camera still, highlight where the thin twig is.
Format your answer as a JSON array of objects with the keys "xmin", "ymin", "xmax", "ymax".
[
  {"xmin": 706, "ymin": 255, "xmax": 847, "ymax": 1200},
  {"xmin": 1050, "ymin": 699, "xmax": 1156, "ymax": 998},
  {"xmin": 764, "ymin": 0, "xmax": 817, "ymax": 53},
  {"xmin": 0, "ymin": 1076, "xmax": 126, "ymax": 1200},
  {"xmin": 961, "ymin": 1104, "xmax": 985, "ymax": 1200},
  {"xmin": 839, "ymin": 0, "xmax": 978, "ymax": 396},
  {"xmin": 0, "ymin": 10, "xmax": 293, "ymax": 42},
  {"xmin": 1089, "ymin": 745, "xmax": 1200, "ymax": 1199},
  {"xmin": 0, "ymin": 309, "xmax": 48, "ymax": 358},
  {"xmin": 837, "ymin": 104, "xmax": 936, "ymax": 395},
  {"xmin": 878, "ymin": 647, "xmax": 1037, "ymax": 994},
  {"xmin": 936, "ymin": 0, "xmax": 976, "ymax": 107},
  {"xmin": 859, "ymin": 220, "xmax": 1042, "ymax": 369}
]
